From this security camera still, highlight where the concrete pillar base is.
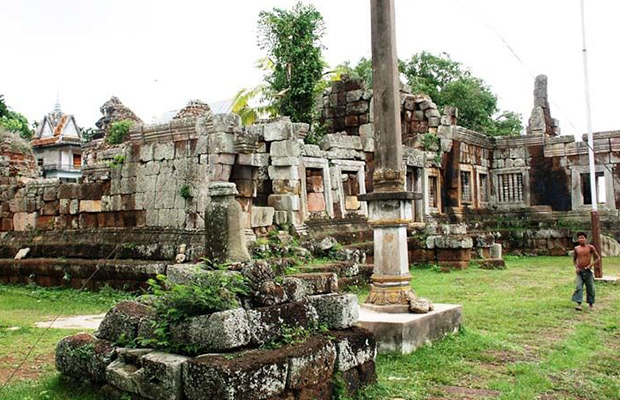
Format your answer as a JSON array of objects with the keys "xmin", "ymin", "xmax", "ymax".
[{"xmin": 358, "ymin": 303, "xmax": 463, "ymax": 354}]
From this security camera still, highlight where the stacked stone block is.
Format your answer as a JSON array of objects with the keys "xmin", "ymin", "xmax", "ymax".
[{"xmin": 56, "ymin": 265, "xmax": 376, "ymax": 400}]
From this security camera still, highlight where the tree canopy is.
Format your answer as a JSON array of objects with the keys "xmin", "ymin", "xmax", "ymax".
[
  {"xmin": 0, "ymin": 95, "xmax": 33, "ymax": 140},
  {"xmin": 339, "ymin": 52, "xmax": 523, "ymax": 136},
  {"xmin": 257, "ymin": 2, "xmax": 325, "ymax": 124}
]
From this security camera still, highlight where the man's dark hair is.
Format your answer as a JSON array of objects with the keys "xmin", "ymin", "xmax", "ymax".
[{"xmin": 577, "ymin": 231, "xmax": 587, "ymax": 238}]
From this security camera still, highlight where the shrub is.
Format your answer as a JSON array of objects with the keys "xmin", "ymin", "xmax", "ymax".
[{"xmin": 106, "ymin": 120, "xmax": 133, "ymax": 145}]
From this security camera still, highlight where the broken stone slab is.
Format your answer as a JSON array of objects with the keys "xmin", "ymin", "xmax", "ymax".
[
  {"xmin": 308, "ymin": 293, "xmax": 359, "ymax": 330},
  {"xmin": 96, "ymin": 301, "xmax": 155, "ymax": 343},
  {"xmin": 490, "ymin": 243, "xmax": 503, "ymax": 259},
  {"xmin": 169, "ymin": 308, "xmax": 251, "ymax": 353},
  {"xmin": 246, "ymin": 300, "xmax": 319, "ymax": 346},
  {"xmin": 14, "ymin": 247, "xmax": 30, "ymax": 260},
  {"xmin": 212, "ymin": 113, "xmax": 241, "ymax": 133},
  {"xmin": 288, "ymin": 273, "xmax": 338, "ymax": 295},
  {"xmin": 183, "ymin": 351, "xmax": 289, "ymax": 400},
  {"xmin": 330, "ymin": 327, "xmax": 377, "ymax": 372},
  {"xmin": 106, "ymin": 359, "xmax": 140, "ymax": 395},
  {"xmin": 56, "ymin": 332, "xmax": 115, "ymax": 382},
  {"xmin": 319, "ymin": 133, "xmax": 363, "ymax": 151}
]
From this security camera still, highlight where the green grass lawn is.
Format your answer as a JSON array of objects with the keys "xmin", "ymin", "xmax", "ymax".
[{"xmin": 1, "ymin": 257, "xmax": 619, "ymax": 400}]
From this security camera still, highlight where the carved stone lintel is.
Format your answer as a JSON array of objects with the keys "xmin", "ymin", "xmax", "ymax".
[{"xmin": 365, "ymin": 274, "xmax": 414, "ymax": 306}]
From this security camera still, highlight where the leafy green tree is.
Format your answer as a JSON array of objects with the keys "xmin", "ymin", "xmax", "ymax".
[
  {"xmin": 0, "ymin": 95, "xmax": 33, "ymax": 140},
  {"xmin": 257, "ymin": 2, "xmax": 325, "ymax": 124},
  {"xmin": 340, "ymin": 53, "xmax": 522, "ymax": 136},
  {"xmin": 106, "ymin": 120, "xmax": 134, "ymax": 145},
  {"xmin": 401, "ymin": 51, "xmax": 522, "ymax": 135}
]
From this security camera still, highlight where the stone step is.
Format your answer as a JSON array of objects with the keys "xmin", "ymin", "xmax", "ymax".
[{"xmin": 0, "ymin": 258, "xmax": 166, "ymax": 290}]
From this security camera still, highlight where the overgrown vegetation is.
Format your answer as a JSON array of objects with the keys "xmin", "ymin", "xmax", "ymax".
[
  {"xmin": 0, "ymin": 94, "xmax": 32, "ymax": 140},
  {"xmin": 3, "ymin": 258, "xmax": 620, "ymax": 399},
  {"xmin": 106, "ymin": 120, "xmax": 133, "ymax": 145},
  {"xmin": 106, "ymin": 154, "xmax": 125, "ymax": 168},
  {"xmin": 179, "ymin": 184, "xmax": 192, "ymax": 200},
  {"xmin": 135, "ymin": 273, "xmax": 249, "ymax": 354}
]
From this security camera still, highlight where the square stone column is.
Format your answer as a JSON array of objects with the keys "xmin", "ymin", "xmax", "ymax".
[{"xmin": 359, "ymin": 192, "xmax": 420, "ymax": 312}]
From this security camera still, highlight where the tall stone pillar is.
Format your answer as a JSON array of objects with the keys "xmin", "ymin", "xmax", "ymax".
[{"xmin": 359, "ymin": 0, "xmax": 428, "ymax": 313}]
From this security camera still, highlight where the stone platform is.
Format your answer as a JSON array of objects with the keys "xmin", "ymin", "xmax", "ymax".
[
  {"xmin": 358, "ymin": 303, "xmax": 462, "ymax": 354},
  {"xmin": 595, "ymin": 275, "xmax": 619, "ymax": 284}
]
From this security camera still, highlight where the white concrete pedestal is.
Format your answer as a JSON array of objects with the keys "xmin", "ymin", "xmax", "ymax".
[{"xmin": 358, "ymin": 303, "xmax": 463, "ymax": 354}]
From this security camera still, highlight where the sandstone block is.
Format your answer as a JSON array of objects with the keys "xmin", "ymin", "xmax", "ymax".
[
  {"xmin": 56, "ymin": 333, "xmax": 115, "ymax": 382},
  {"xmin": 345, "ymin": 196, "xmax": 360, "ymax": 210},
  {"xmin": 170, "ymin": 308, "xmax": 251, "ymax": 353},
  {"xmin": 13, "ymin": 212, "xmax": 37, "ymax": 231},
  {"xmin": 153, "ymin": 142, "xmax": 175, "ymax": 161},
  {"xmin": 212, "ymin": 113, "xmax": 241, "ymax": 133},
  {"xmin": 247, "ymin": 300, "xmax": 318, "ymax": 345},
  {"xmin": 308, "ymin": 293, "xmax": 359, "ymax": 330},
  {"xmin": 268, "ymin": 194, "xmax": 300, "ymax": 211},
  {"xmin": 289, "ymin": 273, "xmax": 338, "ymax": 295},
  {"xmin": 183, "ymin": 351, "xmax": 288, "ymax": 400},
  {"xmin": 320, "ymin": 134, "xmax": 363, "ymax": 151},
  {"xmin": 96, "ymin": 301, "xmax": 154, "ymax": 343},
  {"xmin": 134, "ymin": 352, "xmax": 189, "ymax": 400},
  {"xmin": 301, "ymin": 144, "xmax": 325, "ymax": 158},
  {"xmin": 287, "ymin": 337, "xmax": 336, "ymax": 389},
  {"xmin": 79, "ymin": 200, "xmax": 102, "ymax": 213},
  {"xmin": 268, "ymin": 166, "xmax": 300, "ymax": 181},
  {"xmin": 263, "ymin": 118, "xmax": 293, "ymax": 142},
  {"xmin": 274, "ymin": 210, "xmax": 288, "ymax": 225},
  {"xmin": 330, "ymin": 327, "xmax": 377, "ymax": 371},
  {"xmin": 237, "ymin": 153, "xmax": 270, "ymax": 167},
  {"xmin": 270, "ymin": 140, "xmax": 302, "ymax": 157},
  {"xmin": 271, "ymin": 156, "xmax": 301, "ymax": 166},
  {"xmin": 208, "ymin": 132, "xmax": 235, "ymax": 154},
  {"xmin": 251, "ymin": 206, "xmax": 275, "ymax": 228},
  {"xmin": 307, "ymin": 193, "xmax": 326, "ymax": 212}
]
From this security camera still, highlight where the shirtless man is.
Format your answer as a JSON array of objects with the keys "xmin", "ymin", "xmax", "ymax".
[{"xmin": 572, "ymin": 232, "xmax": 600, "ymax": 311}]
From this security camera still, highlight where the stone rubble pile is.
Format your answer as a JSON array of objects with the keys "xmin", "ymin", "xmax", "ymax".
[{"xmin": 56, "ymin": 262, "xmax": 377, "ymax": 400}]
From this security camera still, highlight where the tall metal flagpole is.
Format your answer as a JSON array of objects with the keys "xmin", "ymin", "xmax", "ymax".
[{"xmin": 580, "ymin": 0, "xmax": 603, "ymax": 278}]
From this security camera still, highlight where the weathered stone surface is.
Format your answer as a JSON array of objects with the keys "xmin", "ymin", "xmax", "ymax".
[
  {"xmin": 79, "ymin": 200, "xmax": 102, "ymax": 213},
  {"xmin": 268, "ymin": 166, "xmax": 300, "ymax": 181},
  {"xmin": 56, "ymin": 333, "xmax": 115, "ymax": 382},
  {"xmin": 426, "ymin": 235, "xmax": 473, "ymax": 249},
  {"xmin": 237, "ymin": 153, "xmax": 270, "ymax": 167},
  {"xmin": 330, "ymin": 327, "xmax": 377, "ymax": 372},
  {"xmin": 96, "ymin": 301, "xmax": 154, "ymax": 343},
  {"xmin": 183, "ymin": 351, "xmax": 289, "ymax": 400},
  {"xmin": 208, "ymin": 132, "xmax": 235, "ymax": 154},
  {"xmin": 251, "ymin": 206, "xmax": 275, "ymax": 228},
  {"xmin": 320, "ymin": 134, "xmax": 363, "ymax": 151},
  {"xmin": 268, "ymin": 194, "xmax": 300, "ymax": 211},
  {"xmin": 282, "ymin": 277, "xmax": 306, "ymax": 302},
  {"xmin": 308, "ymin": 293, "xmax": 359, "ymax": 330},
  {"xmin": 307, "ymin": 192, "xmax": 326, "ymax": 212},
  {"xmin": 205, "ymin": 182, "xmax": 251, "ymax": 262},
  {"xmin": 170, "ymin": 308, "xmax": 251, "ymax": 353},
  {"xmin": 409, "ymin": 297, "xmax": 434, "ymax": 314},
  {"xmin": 490, "ymin": 243, "xmax": 503, "ymax": 259},
  {"xmin": 287, "ymin": 337, "xmax": 336, "ymax": 389},
  {"xmin": 289, "ymin": 273, "xmax": 338, "ymax": 295},
  {"xmin": 247, "ymin": 300, "xmax": 319, "ymax": 345},
  {"xmin": 134, "ymin": 352, "xmax": 189, "ymax": 400},
  {"xmin": 212, "ymin": 113, "xmax": 241, "ymax": 133},
  {"xmin": 13, "ymin": 212, "xmax": 37, "ymax": 231},
  {"xmin": 264, "ymin": 119, "xmax": 293, "ymax": 142},
  {"xmin": 479, "ymin": 259, "xmax": 506, "ymax": 270},
  {"xmin": 106, "ymin": 359, "xmax": 140, "ymax": 395},
  {"xmin": 270, "ymin": 140, "xmax": 302, "ymax": 157}
]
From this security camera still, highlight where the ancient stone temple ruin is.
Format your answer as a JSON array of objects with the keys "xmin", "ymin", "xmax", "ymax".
[
  {"xmin": 3, "ymin": 73, "xmax": 620, "ymax": 285},
  {"xmin": 56, "ymin": 263, "xmax": 376, "ymax": 399}
]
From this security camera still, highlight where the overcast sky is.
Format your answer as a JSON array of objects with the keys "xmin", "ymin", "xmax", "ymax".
[{"xmin": 1, "ymin": 0, "xmax": 618, "ymax": 137}]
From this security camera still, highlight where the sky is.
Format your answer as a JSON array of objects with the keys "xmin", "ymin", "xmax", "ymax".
[{"xmin": 1, "ymin": 0, "xmax": 618, "ymax": 137}]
